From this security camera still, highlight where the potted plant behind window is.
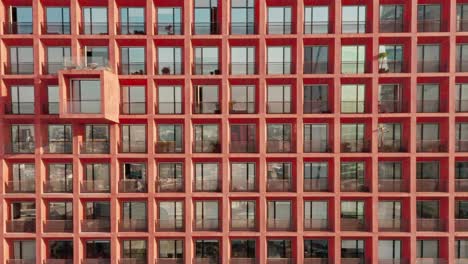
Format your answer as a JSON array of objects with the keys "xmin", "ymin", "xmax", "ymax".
[{"xmin": 378, "ymin": 51, "xmax": 389, "ymax": 73}]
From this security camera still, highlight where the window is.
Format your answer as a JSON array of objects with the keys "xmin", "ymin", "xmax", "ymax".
[
  {"xmin": 158, "ymin": 86, "xmax": 182, "ymax": 114},
  {"xmin": 10, "ymin": 124, "xmax": 35, "ymax": 153},
  {"xmin": 120, "ymin": 47, "xmax": 145, "ymax": 75},
  {"xmin": 458, "ymin": 4, "xmax": 468, "ymax": 32},
  {"xmin": 341, "ymin": 201, "xmax": 365, "ymax": 220},
  {"xmin": 304, "ymin": 162, "xmax": 328, "ymax": 191},
  {"xmin": 157, "ymin": 124, "xmax": 183, "ymax": 153},
  {"xmin": 456, "ymin": 240, "xmax": 468, "ymax": 259},
  {"xmin": 122, "ymin": 240, "xmax": 146, "ymax": 261},
  {"xmin": 341, "ymin": 240, "xmax": 365, "ymax": 259},
  {"xmin": 341, "ymin": 123, "xmax": 367, "ymax": 152},
  {"xmin": 416, "ymin": 161, "xmax": 440, "ymax": 180},
  {"xmin": 267, "ymin": 85, "xmax": 291, "ymax": 114},
  {"xmin": 194, "ymin": 201, "xmax": 219, "ymax": 230},
  {"xmin": 267, "ymin": 162, "xmax": 292, "ymax": 192},
  {"xmin": 122, "ymin": 163, "xmax": 147, "ymax": 181},
  {"xmin": 378, "ymin": 201, "xmax": 401, "ymax": 222},
  {"xmin": 379, "ymin": 84, "xmax": 402, "ymax": 113},
  {"xmin": 194, "ymin": 47, "xmax": 220, "ymax": 75},
  {"xmin": 9, "ymin": 85, "xmax": 34, "ymax": 114},
  {"xmin": 417, "ymin": 84, "xmax": 440, "ymax": 112},
  {"xmin": 456, "ymin": 162, "xmax": 468, "ymax": 180},
  {"xmin": 121, "ymin": 86, "xmax": 146, "ymax": 114},
  {"xmin": 158, "ymin": 240, "xmax": 183, "ymax": 259},
  {"xmin": 48, "ymin": 201, "xmax": 73, "ymax": 220},
  {"xmin": 231, "ymin": 201, "xmax": 256, "ymax": 230},
  {"xmin": 457, "ymin": 123, "xmax": 468, "ymax": 152},
  {"xmin": 304, "ymin": 201, "xmax": 328, "ymax": 230},
  {"xmin": 194, "ymin": 124, "xmax": 220, "ymax": 153},
  {"xmin": 267, "ymin": 201, "xmax": 292, "ymax": 230},
  {"xmin": 304, "ymin": 6, "xmax": 329, "ymax": 34},
  {"xmin": 230, "ymin": 162, "xmax": 256, "ymax": 191},
  {"xmin": 158, "ymin": 47, "xmax": 183, "ymax": 75},
  {"xmin": 267, "ymin": 46, "xmax": 292, "ymax": 74},
  {"xmin": 10, "ymin": 163, "xmax": 35, "ymax": 192},
  {"xmin": 341, "ymin": 162, "xmax": 366, "ymax": 192},
  {"xmin": 380, "ymin": 5, "xmax": 404, "ymax": 32},
  {"xmin": 157, "ymin": 8, "xmax": 182, "ymax": 35},
  {"xmin": 342, "ymin": 5, "xmax": 366, "ymax": 33},
  {"xmin": 195, "ymin": 240, "xmax": 220, "ymax": 260},
  {"xmin": 231, "ymin": 0, "xmax": 255, "ymax": 34},
  {"xmin": 267, "ymin": 240, "xmax": 292, "ymax": 258},
  {"xmin": 84, "ymin": 163, "xmax": 110, "ymax": 192},
  {"xmin": 379, "ymin": 45, "xmax": 403, "ymax": 73},
  {"xmin": 82, "ymin": 7, "xmax": 108, "ymax": 34},
  {"xmin": 417, "ymin": 200, "xmax": 439, "ymax": 219},
  {"xmin": 417, "ymin": 240, "xmax": 439, "ymax": 258},
  {"xmin": 9, "ymin": 46, "xmax": 34, "ymax": 74},
  {"xmin": 456, "ymin": 201, "xmax": 468, "ymax": 219},
  {"xmin": 379, "ymin": 240, "xmax": 401, "ymax": 261},
  {"xmin": 194, "ymin": 0, "xmax": 219, "ymax": 34},
  {"xmin": 267, "ymin": 124, "xmax": 292, "ymax": 153},
  {"xmin": 341, "ymin": 45, "xmax": 365, "ymax": 73},
  {"xmin": 46, "ymin": 163, "xmax": 73, "ymax": 193},
  {"xmin": 417, "ymin": 45, "xmax": 440, "ymax": 72},
  {"xmin": 304, "ymin": 85, "xmax": 328, "ymax": 113},
  {"xmin": 304, "ymin": 46, "xmax": 328, "ymax": 74},
  {"xmin": 48, "ymin": 241, "xmax": 73, "ymax": 260},
  {"xmin": 45, "ymin": 7, "xmax": 70, "ymax": 34},
  {"xmin": 122, "ymin": 201, "xmax": 147, "ymax": 225},
  {"xmin": 83, "ymin": 46, "xmax": 108, "ymax": 67},
  {"xmin": 119, "ymin": 8, "xmax": 145, "ymax": 34},
  {"xmin": 193, "ymin": 85, "xmax": 220, "ymax": 114},
  {"xmin": 305, "ymin": 240, "xmax": 328, "ymax": 259},
  {"xmin": 231, "ymin": 239, "xmax": 256, "ymax": 259},
  {"xmin": 341, "ymin": 84, "xmax": 365, "ymax": 113},
  {"xmin": 47, "ymin": 46, "xmax": 71, "ymax": 74},
  {"xmin": 85, "ymin": 201, "xmax": 110, "ymax": 220},
  {"xmin": 158, "ymin": 201, "xmax": 183, "ymax": 230},
  {"xmin": 457, "ymin": 84, "xmax": 468, "ymax": 112},
  {"xmin": 84, "ymin": 124, "xmax": 109, "ymax": 153},
  {"xmin": 9, "ymin": 6, "xmax": 33, "ymax": 34},
  {"xmin": 418, "ymin": 5, "xmax": 441, "ymax": 32},
  {"xmin": 230, "ymin": 124, "xmax": 256, "ymax": 153},
  {"xmin": 416, "ymin": 123, "xmax": 441, "ymax": 152},
  {"xmin": 121, "ymin": 125, "xmax": 146, "ymax": 153},
  {"xmin": 304, "ymin": 124, "xmax": 328, "ymax": 153},
  {"xmin": 70, "ymin": 80, "xmax": 101, "ymax": 114},
  {"xmin": 230, "ymin": 85, "xmax": 255, "ymax": 114},
  {"xmin": 231, "ymin": 46, "xmax": 256, "ymax": 75},
  {"xmin": 157, "ymin": 162, "xmax": 184, "ymax": 192},
  {"xmin": 457, "ymin": 44, "xmax": 468, "ymax": 72},
  {"xmin": 47, "ymin": 124, "xmax": 72, "ymax": 153},
  {"xmin": 12, "ymin": 241, "xmax": 35, "ymax": 261},
  {"xmin": 85, "ymin": 240, "xmax": 111, "ymax": 259},
  {"xmin": 378, "ymin": 123, "xmax": 402, "ymax": 152},
  {"xmin": 194, "ymin": 163, "xmax": 220, "ymax": 192},
  {"xmin": 267, "ymin": 7, "xmax": 292, "ymax": 34},
  {"xmin": 47, "ymin": 85, "xmax": 59, "ymax": 114},
  {"xmin": 11, "ymin": 202, "xmax": 36, "ymax": 220}
]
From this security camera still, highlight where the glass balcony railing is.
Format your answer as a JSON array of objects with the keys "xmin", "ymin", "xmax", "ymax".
[
  {"xmin": 5, "ymin": 180, "xmax": 35, "ymax": 193},
  {"xmin": 6, "ymin": 62, "xmax": 34, "ymax": 74},
  {"xmin": 42, "ymin": 22, "xmax": 71, "ymax": 34},
  {"xmin": 156, "ymin": 178, "xmax": 184, "ymax": 192},
  {"xmin": 45, "ymin": 141, "xmax": 73, "ymax": 154},
  {"xmin": 304, "ymin": 21, "xmax": 331, "ymax": 34},
  {"xmin": 378, "ymin": 100, "xmax": 404, "ymax": 113},
  {"xmin": 193, "ymin": 179, "xmax": 221, "ymax": 192},
  {"xmin": 340, "ymin": 218, "xmax": 367, "ymax": 231},
  {"xmin": 303, "ymin": 218, "xmax": 329, "ymax": 231},
  {"xmin": 303, "ymin": 258, "xmax": 329, "ymax": 264},
  {"xmin": 416, "ymin": 179, "xmax": 445, "ymax": 192},
  {"xmin": 119, "ymin": 63, "xmax": 146, "ymax": 75},
  {"xmin": 340, "ymin": 179, "xmax": 369, "ymax": 192},
  {"xmin": 43, "ymin": 219, "xmax": 73, "ymax": 232},
  {"xmin": 81, "ymin": 219, "xmax": 110, "ymax": 232},
  {"xmin": 416, "ymin": 219, "xmax": 445, "ymax": 231},
  {"xmin": 193, "ymin": 102, "xmax": 221, "ymax": 114},
  {"xmin": 230, "ymin": 22, "xmax": 256, "ymax": 34},
  {"xmin": 267, "ymin": 101, "xmax": 292, "ymax": 114},
  {"xmin": 267, "ymin": 140, "xmax": 293, "ymax": 153},
  {"xmin": 230, "ymin": 178, "xmax": 257, "ymax": 192},
  {"xmin": 267, "ymin": 62, "xmax": 293, "ymax": 74},
  {"xmin": 119, "ymin": 219, "xmax": 147, "ymax": 232},
  {"xmin": 341, "ymin": 140, "xmax": 371, "ymax": 153},
  {"xmin": 379, "ymin": 19, "xmax": 404, "ymax": 33},
  {"xmin": 303, "ymin": 140, "xmax": 331, "ymax": 153},
  {"xmin": 6, "ymin": 219, "xmax": 36, "ymax": 233},
  {"xmin": 230, "ymin": 140, "xmax": 257, "ymax": 153},
  {"xmin": 118, "ymin": 179, "xmax": 147, "ymax": 193},
  {"xmin": 193, "ymin": 219, "xmax": 220, "ymax": 231},
  {"xmin": 79, "ymin": 22, "xmax": 108, "ymax": 35},
  {"xmin": 304, "ymin": 61, "xmax": 329, "ymax": 74},
  {"xmin": 303, "ymin": 178, "xmax": 329, "ymax": 192},
  {"xmin": 416, "ymin": 140, "xmax": 447, "ymax": 152},
  {"xmin": 192, "ymin": 22, "xmax": 220, "ymax": 35},
  {"xmin": 156, "ymin": 141, "xmax": 183, "ymax": 153},
  {"xmin": 67, "ymin": 100, "xmax": 101, "ymax": 114},
  {"xmin": 193, "ymin": 140, "xmax": 221, "ymax": 153},
  {"xmin": 117, "ymin": 22, "xmax": 146, "ymax": 35},
  {"xmin": 456, "ymin": 179, "xmax": 468, "ymax": 192},
  {"xmin": 230, "ymin": 218, "xmax": 256, "ymax": 231},
  {"xmin": 5, "ymin": 102, "xmax": 35, "ymax": 114},
  {"xmin": 230, "ymin": 102, "xmax": 255, "ymax": 114},
  {"xmin": 267, "ymin": 218, "xmax": 293, "ymax": 231},
  {"xmin": 267, "ymin": 179, "xmax": 292, "ymax": 192},
  {"xmin": 80, "ymin": 141, "xmax": 109, "ymax": 154},
  {"xmin": 230, "ymin": 63, "xmax": 257, "ymax": 75},
  {"xmin": 44, "ymin": 179, "xmax": 73, "ymax": 193},
  {"xmin": 156, "ymin": 218, "xmax": 184, "ymax": 231},
  {"xmin": 304, "ymin": 100, "xmax": 329, "ymax": 114},
  {"xmin": 378, "ymin": 179, "xmax": 408, "ymax": 192},
  {"xmin": 379, "ymin": 139, "xmax": 406, "ymax": 152},
  {"xmin": 155, "ymin": 22, "xmax": 183, "ymax": 35},
  {"xmin": 378, "ymin": 218, "xmax": 406, "ymax": 232},
  {"xmin": 267, "ymin": 22, "xmax": 293, "ymax": 34},
  {"xmin": 455, "ymin": 219, "xmax": 468, "ymax": 231},
  {"xmin": 80, "ymin": 180, "xmax": 110, "ymax": 193},
  {"xmin": 417, "ymin": 19, "xmax": 441, "ymax": 32},
  {"xmin": 4, "ymin": 22, "xmax": 33, "ymax": 34},
  {"xmin": 157, "ymin": 62, "xmax": 183, "ymax": 75}
]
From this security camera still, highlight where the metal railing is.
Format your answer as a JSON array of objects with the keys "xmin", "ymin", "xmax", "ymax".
[
  {"xmin": 156, "ymin": 178, "xmax": 184, "ymax": 192},
  {"xmin": 45, "ymin": 102, "xmax": 59, "ymax": 114},
  {"xmin": 230, "ymin": 63, "xmax": 257, "ymax": 75},
  {"xmin": 304, "ymin": 61, "xmax": 329, "ymax": 74},
  {"xmin": 458, "ymin": 19, "xmax": 468, "ymax": 32},
  {"xmin": 416, "ymin": 179, "xmax": 445, "ymax": 192},
  {"xmin": 341, "ymin": 179, "xmax": 369, "ymax": 192},
  {"xmin": 193, "ymin": 63, "xmax": 220, "ymax": 75},
  {"xmin": 417, "ymin": 19, "xmax": 442, "ymax": 32},
  {"xmin": 380, "ymin": 19, "xmax": 404, "ymax": 33},
  {"xmin": 45, "ymin": 141, "xmax": 73, "ymax": 154},
  {"xmin": 119, "ymin": 219, "xmax": 147, "ymax": 232},
  {"xmin": 43, "ymin": 219, "xmax": 73, "ymax": 232},
  {"xmin": 455, "ymin": 219, "xmax": 468, "ymax": 231},
  {"xmin": 79, "ymin": 22, "xmax": 108, "ymax": 35},
  {"xmin": 81, "ymin": 219, "xmax": 111, "ymax": 232},
  {"xmin": 267, "ymin": 22, "xmax": 293, "ymax": 34},
  {"xmin": 230, "ymin": 102, "xmax": 256, "ymax": 114},
  {"xmin": 341, "ymin": 140, "xmax": 371, "ymax": 153},
  {"xmin": 193, "ymin": 179, "xmax": 221, "ymax": 192},
  {"xmin": 267, "ymin": 179, "xmax": 292, "ymax": 192},
  {"xmin": 416, "ymin": 140, "xmax": 447, "ymax": 152},
  {"xmin": 6, "ymin": 142, "xmax": 35, "ymax": 154},
  {"xmin": 267, "ymin": 101, "xmax": 292, "ymax": 114},
  {"xmin": 156, "ymin": 102, "xmax": 183, "ymax": 115},
  {"xmin": 304, "ymin": 218, "xmax": 329, "ymax": 231},
  {"xmin": 230, "ymin": 22, "xmax": 256, "ymax": 35},
  {"xmin": 4, "ymin": 22, "xmax": 33, "ymax": 34},
  {"xmin": 119, "ymin": 63, "xmax": 146, "ymax": 75},
  {"xmin": 267, "ymin": 218, "xmax": 293, "ymax": 231},
  {"xmin": 42, "ymin": 22, "xmax": 71, "ymax": 34},
  {"xmin": 304, "ymin": 21, "xmax": 331, "ymax": 34},
  {"xmin": 267, "ymin": 62, "xmax": 293, "ymax": 75},
  {"xmin": 192, "ymin": 22, "xmax": 220, "ymax": 35},
  {"xmin": 267, "ymin": 140, "xmax": 293, "ymax": 153},
  {"xmin": 5, "ymin": 180, "xmax": 35, "ymax": 193},
  {"xmin": 80, "ymin": 180, "xmax": 110, "ymax": 193},
  {"xmin": 193, "ymin": 218, "xmax": 220, "ymax": 231},
  {"xmin": 155, "ymin": 22, "xmax": 183, "ymax": 35},
  {"xmin": 120, "ymin": 102, "xmax": 146, "ymax": 115},
  {"xmin": 303, "ymin": 258, "xmax": 329, "ymax": 264},
  {"xmin": 193, "ymin": 140, "xmax": 221, "ymax": 153},
  {"xmin": 379, "ymin": 139, "xmax": 406, "ymax": 152},
  {"xmin": 379, "ymin": 218, "xmax": 405, "ymax": 232},
  {"xmin": 457, "ymin": 140, "xmax": 468, "ymax": 152},
  {"xmin": 303, "ymin": 140, "xmax": 331, "ymax": 153},
  {"xmin": 304, "ymin": 178, "xmax": 329, "ymax": 192},
  {"xmin": 81, "ymin": 141, "xmax": 110, "ymax": 154},
  {"xmin": 156, "ymin": 218, "xmax": 184, "ymax": 231},
  {"xmin": 341, "ymin": 218, "xmax": 367, "ymax": 231},
  {"xmin": 156, "ymin": 141, "xmax": 183, "ymax": 153},
  {"xmin": 157, "ymin": 62, "xmax": 183, "ymax": 75},
  {"xmin": 117, "ymin": 22, "xmax": 146, "ymax": 35},
  {"xmin": 44, "ymin": 180, "xmax": 73, "ymax": 193},
  {"xmin": 230, "ymin": 218, "xmax": 256, "ymax": 231},
  {"xmin": 456, "ymin": 100, "xmax": 468, "ymax": 112},
  {"xmin": 119, "ymin": 179, "xmax": 147, "ymax": 193},
  {"xmin": 379, "ymin": 100, "xmax": 404, "ymax": 113},
  {"xmin": 119, "ymin": 141, "xmax": 147, "ymax": 153},
  {"xmin": 304, "ymin": 100, "xmax": 329, "ymax": 114},
  {"xmin": 416, "ymin": 219, "xmax": 445, "ymax": 231},
  {"xmin": 341, "ymin": 101, "xmax": 366, "ymax": 113},
  {"xmin": 230, "ymin": 141, "xmax": 257, "ymax": 153},
  {"xmin": 342, "ymin": 21, "xmax": 368, "ymax": 33},
  {"xmin": 378, "ymin": 179, "xmax": 408, "ymax": 192},
  {"xmin": 456, "ymin": 179, "xmax": 468, "ymax": 192},
  {"xmin": 6, "ymin": 219, "xmax": 36, "ymax": 232},
  {"xmin": 5, "ymin": 62, "xmax": 34, "ymax": 74},
  {"xmin": 193, "ymin": 102, "xmax": 221, "ymax": 114},
  {"xmin": 230, "ymin": 178, "xmax": 257, "ymax": 192},
  {"xmin": 5, "ymin": 102, "xmax": 35, "ymax": 114},
  {"xmin": 44, "ymin": 62, "xmax": 66, "ymax": 74}
]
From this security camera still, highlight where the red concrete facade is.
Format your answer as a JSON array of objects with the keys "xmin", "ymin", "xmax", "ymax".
[{"xmin": 1, "ymin": 0, "xmax": 468, "ymax": 263}]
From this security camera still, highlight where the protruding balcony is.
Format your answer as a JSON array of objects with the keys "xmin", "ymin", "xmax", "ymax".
[
  {"xmin": 416, "ymin": 219, "xmax": 445, "ymax": 231},
  {"xmin": 230, "ymin": 218, "xmax": 257, "ymax": 231},
  {"xmin": 304, "ymin": 140, "xmax": 331, "ymax": 153},
  {"xmin": 44, "ymin": 180, "xmax": 73, "ymax": 193},
  {"xmin": 379, "ymin": 219, "xmax": 406, "ymax": 232},
  {"xmin": 118, "ymin": 179, "xmax": 147, "ymax": 193},
  {"xmin": 4, "ymin": 22, "xmax": 33, "ymax": 34},
  {"xmin": 80, "ymin": 180, "xmax": 110, "ymax": 193},
  {"xmin": 119, "ymin": 219, "xmax": 147, "ymax": 232},
  {"xmin": 117, "ymin": 22, "xmax": 146, "ymax": 35},
  {"xmin": 456, "ymin": 179, "xmax": 468, "ymax": 192},
  {"xmin": 267, "ymin": 179, "xmax": 292, "ymax": 192},
  {"xmin": 6, "ymin": 219, "xmax": 36, "ymax": 232},
  {"xmin": 193, "ymin": 179, "xmax": 221, "ymax": 192},
  {"xmin": 230, "ymin": 140, "xmax": 257, "ymax": 153},
  {"xmin": 43, "ymin": 220, "xmax": 73, "ymax": 232},
  {"xmin": 304, "ymin": 178, "xmax": 329, "ymax": 192},
  {"xmin": 378, "ymin": 179, "xmax": 408, "ymax": 192},
  {"xmin": 5, "ymin": 181, "xmax": 35, "ymax": 193},
  {"xmin": 81, "ymin": 219, "xmax": 111, "ymax": 232},
  {"xmin": 156, "ymin": 141, "xmax": 183, "ymax": 153},
  {"xmin": 81, "ymin": 141, "xmax": 110, "ymax": 154},
  {"xmin": 380, "ymin": 19, "xmax": 404, "ymax": 33},
  {"xmin": 379, "ymin": 100, "xmax": 404, "ymax": 113},
  {"xmin": 229, "ymin": 102, "xmax": 256, "ymax": 114},
  {"xmin": 416, "ymin": 179, "xmax": 445, "ymax": 192},
  {"xmin": 267, "ymin": 219, "xmax": 293, "ymax": 231},
  {"xmin": 156, "ymin": 178, "xmax": 184, "ymax": 192},
  {"xmin": 379, "ymin": 140, "xmax": 406, "ymax": 152},
  {"xmin": 193, "ymin": 219, "xmax": 220, "ymax": 231},
  {"xmin": 417, "ymin": 140, "xmax": 447, "ymax": 152},
  {"xmin": 304, "ymin": 100, "xmax": 329, "ymax": 114},
  {"xmin": 341, "ymin": 140, "xmax": 370, "ymax": 153},
  {"xmin": 267, "ymin": 140, "xmax": 293, "ymax": 153},
  {"xmin": 156, "ymin": 219, "xmax": 184, "ymax": 231},
  {"xmin": 341, "ymin": 218, "xmax": 367, "ymax": 231},
  {"xmin": 417, "ymin": 19, "xmax": 441, "ymax": 32},
  {"xmin": 155, "ymin": 22, "xmax": 183, "ymax": 35},
  {"xmin": 304, "ymin": 218, "xmax": 329, "ymax": 231},
  {"xmin": 44, "ymin": 141, "xmax": 73, "ymax": 154},
  {"xmin": 193, "ymin": 140, "xmax": 221, "ymax": 153}
]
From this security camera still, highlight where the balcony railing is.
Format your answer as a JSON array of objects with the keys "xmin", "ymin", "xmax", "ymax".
[
  {"xmin": 44, "ymin": 180, "xmax": 73, "ymax": 193},
  {"xmin": 341, "ymin": 101, "xmax": 366, "ymax": 113},
  {"xmin": 341, "ymin": 140, "xmax": 370, "ymax": 153},
  {"xmin": 156, "ymin": 178, "xmax": 184, "ymax": 192},
  {"xmin": 267, "ymin": 218, "xmax": 293, "ymax": 231},
  {"xmin": 157, "ymin": 102, "xmax": 183, "ymax": 115},
  {"xmin": 45, "ymin": 141, "xmax": 73, "ymax": 154},
  {"xmin": 192, "ymin": 22, "xmax": 220, "ymax": 35},
  {"xmin": 44, "ymin": 102, "xmax": 59, "ymax": 115},
  {"xmin": 266, "ymin": 258, "xmax": 295, "ymax": 264},
  {"xmin": 304, "ymin": 218, "xmax": 329, "ymax": 231},
  {"xmin": 80, "ymin": 180, "xmax": 110, "ymax": 193},
  {"xmin": 6, "ymin": 142, "xmax": 35, "ymax": 154},
  {"xmin": 229, "ymin": 102, "xmax": 256, "ymax": 114},
  {"xmin": 342, "ymin": 21, "xmax": 368, "ymax": 33},
  {"xmin": 119, "ymin": 63, "xmax": 146, "ymax": 75},
  {"xmin": 304, "ymin": 61, "xmax": 329, "ymax": 74},
  {"xmin": 155, "ymin": 22, "xmax": 183, "ymax": 35},
  {"xmin": 230, "ymin": 22, "xmax": 256, "ymax": 34},
  {"xmin": 379, "ymin": 219, "xmax": 405, "ymax": 232},
  {"xmin": 341, "ymin": 179, "xmax": 369, "ymax": 192},
  {"xmin": 156, "ymin": 141, "xmax": 183, "ymax": 153},
  {"xmin": 193, "ymin": 140, "xmax": 221, "ymax": 153},
  {"xmin": 193, "ymin": 258, "xmax": 219, "ymax": 264},
  {"xmin": 44, "ymin": 62, "xmax": 66, "ymax": 74},
  {"xmin": 455, "ymin": 259, "xmax": 468, "ymax": 264},
  {"xmin": 416, "ymin": 219, "xmax": 445, "ymax": 231},
  {"xmin": 379, "ymin": 139, "xmax": 406, "ymax": 152},
  {"xmin": 267, "ymin": 22, "xmax": 293, "ymax": 34},
  {"xmin": 379, "ymin": 100, "xmax": 404, "ymax": 113},
  {"xmin": 193, "ymin": 179, "xmax": 221, "ymax": 192},
  {"xmin": 378, "ymin": 260, "xmax": 409, "ymax": 264},
  {"xmin": 193, "ymin": 219, "xmax": 220, "ymax": 231},
  {"xmin": 416, "ymin": 140, "xmax": 447, "ymax": 152},
  {"xmin": 4, "ymin": 22, "xmax": 33, "ymax": 34},
  {"xmin": 44, "ymin": 259, "xmax": 74, "ymax": 264},
  {"xmin": 230, "ymin": 259, "xmax": 257, "ymax": 264},
  {"xmin": 267, "ymin": 140, "xmax": 293, "ymax": 153},
  {"xmin": 304, "ymin": 21, "xmax": 331, "ymax": 34},
  {"xmin": 117, "ymin": 22, "xmax": 146, "ymax": 34},
  {"xmin": 457, "ymin": 140, "xmax": 468, "ymax": 152},
  {"xmin": 230, "ymin": 141, "xmax": 257, "ymax": 153},
  {"xmin": 230, "ymin": 218, "xmax": 256, "ymax": 231},
  {"xmin": 67, "ymin": 100, "xmax": 101, "ymax": 114},
  {"xmin": 267, "ymin": 62, "xmax": 293, "ymax": 74},
  {"xmin": 6, "ymin": 260, "xmax": 36, "ymax": 264},
  {"xmin": 156, "ymin": 218, "xmax": 184, "ymax": 231},
  {"xmin": 417, "ymin": 60, "xmax": 443, "ymax": 73},
  {"xmin": 455, "ymin": 219, "xmax": 468, "ymax": 231},
  {"xmin": 457, "ymin": 59, "xmax": 468, "ymax": 72},
  {"xmin": 304, "ymin": 100, "xmax": 329, "ymax": 114},
  {"xmin": 456, "ymin": 179, "xmax": 468, "ymax": 192},
  {"xmin": 119, "ymin": 258, "xmax": 147, "ymax": 264},
  {"xmin": 5, "ymin": 102, "xmax": 35, "ymax": 114},
  {"xmin": 381, "ymin": 60, "xmax": 405, "ymax": 73},
  {"xmin": 157, "ymin": 62, "xmax": 183, "ymax": 75},
  {"xmin": 79, "ymin": 22, "xmax": 108, "ymax": 35},
  {"xmin": 6, "ymin": 219, "xmax": 36, "ymax": 232},
  {"xmin": 458, "ymin": 19, "xmax": 468, "ymax": 32},
  {"xmin": 379, "ymin": 19, "xmax": 404, "ymax": 33},
  {"xmin": 82, "ymin": 259, "xmax": 111, "ymax": 264},
  {"xmin": 230, "ymin": 178, "xmax": 257, "ymax": 192},
  {"xmin": 304, "ymin": 178, "xmax": 329, "ymax": 192},
  {"xmin": 267, "ymin": 101, "xmax": 292, "ymax": 114},
  {"xmin": 267, "ymin": 179, "xmax": 292, "ymax": 192},
  {"xmin": 43, "ymin": 219, "xmax": 73, "ymax": 232},
  {"xmin": 5, "ymin": 180, "xmax": 35, "ymax": 193},
  {"xmin": 119, "ymin": 179, "xmax": 147, "ymax": 193},
  {"xmin": 156, "ymin": 259, "xmax": 184, "ymax": 264},
  {"xmin": 456, "ymin": 100, "xmax": 468, "ymax": 112},
  {"xmin": 81, "ymin": 141, "xmax": 110, "ymax": 154},
  {"xmin": 415, "ymin": 259, "xmax": 447, "ymax": 264},
  {"xmin": 304, "ymin": 140, "xmax": 331, "ymax": 153},
  {"xmin": 81, "ymin": 219, "xmax": 111, "ymax": 232},
  {"xmin": 193, "ymin": 102, "xmax": 221, "ymax": 114},
  {"xmin": 5, "ymin": 62, "xmax": 34, "ymax": 74},
  {"xmin": 378, "ymin": 179, "xmax": 408, "ymax": 192},
  {"xmin": 417, "ymin": 19, "xmax": 442, "ymax": 32},
  {"xmin": 341, "ymin": 259, "xmax": 367, "ymax": 264},
  {"xmin": 341, "ymin": 218, "xmax": 367, "ymax": 231},
  {"xmin": 303, "ymin": 258, "xmax": 329, "ymax": 264},
  {"xmin": 341, "ymin": 61, "xmax": 367, "ymax": 74},
  {"xmin": 42, "ymin": 22, "xmax": 71, "ymax": 34},
  {"xmin": 120, "ymin": 141, "xmax": 147, "ymax": 153},
  {"xmin": 416, "ymin": 179, "xmax": 445, "ymax": 192},
  {"xmin": 120, "ymin": 102, "xmax": 146, "ymax": 115},
  {"xmin": 193, "ymin": 63, "xmax": 220, "ymax": 75},
  {"xmin": 119, "ymin": 219, "xmax": 147, "ymax": 232},
  {"xmin": 417, "ymin": 100, "xmax": 442, "ymax": 113},
  {"xmin": 230, "ymin": 63, "xmax": 257, "ymax": 75}
]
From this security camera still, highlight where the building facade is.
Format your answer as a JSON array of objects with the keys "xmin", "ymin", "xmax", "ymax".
[{"xmin": 0, "ymin": 0, "xmax": 468, "ymax": 263}]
